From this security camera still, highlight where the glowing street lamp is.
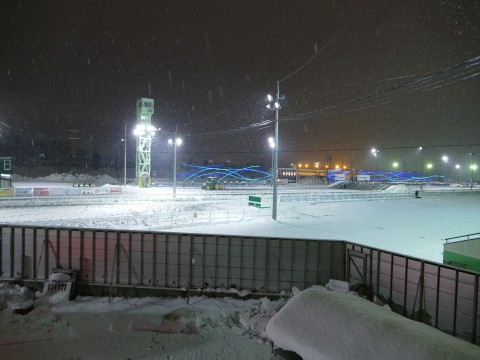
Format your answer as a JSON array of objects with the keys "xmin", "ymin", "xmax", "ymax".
[
  {"xmin": 470, "ymin": 152, "xmax": 476, "ymax": 190},
  {"xmin": 168, "ymin": 134, "xmax": 182, "ymax": 198},
  {"xmin": 470, "ymin": 164, "xmax": 477, "ymax": 190},
  {"xmin": 442, "ymin": 155, "xmax": 449, "ymax": 182},
  {"xmin": 392, "ymin": 162, "xmax": 399, "ymax": 169}
]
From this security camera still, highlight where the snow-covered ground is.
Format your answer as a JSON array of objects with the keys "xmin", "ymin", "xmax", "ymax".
[
  {"xmin": 3, "ymin": 179, "xmax": 479, "ymax": 264},
  {"xmin": 0, "ymin": 281, "xmax": 284, "ymax": 359},
  {"xmin": 1, "ymin": 176, "xmax": 479, "ymax": 359}
]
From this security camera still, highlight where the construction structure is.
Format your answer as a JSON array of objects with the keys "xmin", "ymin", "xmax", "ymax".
[{"xmin": 133, "ymin": 98, "xmax": 155, "ymax": 187}]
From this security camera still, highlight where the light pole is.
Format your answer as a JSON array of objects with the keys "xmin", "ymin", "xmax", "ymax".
[
  {"xmin": 371, "ymin": 148, "xmax": 379, "ymax": 182},
  {"xmin": 268, "ymin": 137, "xmax": 275, "ymax": 183},
  {"xmin": 123, "ymin": 122, "xmax": 127, "ymax": 186},
  {"xmin": 419, "ymin": 146, "xmax": 424, "ymax": 190},
  {"xmin": 470, "ymin": 152, "xmax": 476, "ymax": 190},
  {"xmin": 168, "ymin": 130, "xmax": 182, "ymax": 198},
  {"xmin": 471, "ymin": 165, "xmax": 478, "ymax": 190},
  {"xmin": 455, "ymin": 164, "xmax": 460, "ymax": 183},
  {"xmin": 442, "ymin": 155, "xmax": 449, "ymax": 183},
  {"xmin": 426, "ymin": 163, "xmax": 433, "ymax": 182},
  {"xmin": 266, "ymin": 81, "xmax": 283, "ymax": 221}
]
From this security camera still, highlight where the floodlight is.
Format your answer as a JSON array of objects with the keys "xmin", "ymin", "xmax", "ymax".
[
  {"xmin": 133, "ymin": 124, "xmax": 145, "ymax": 136},
  {"xmin": 267, "ymin": 94, "xmax": 273, "ymax": 102}
]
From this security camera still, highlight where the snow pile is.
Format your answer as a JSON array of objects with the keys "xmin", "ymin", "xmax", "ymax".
[
  {"xmin": 48, "ymin": 272, "xmax": 71, "ymax": 282},
  {"xmin": 13, "ymin": 173, "xmax": 119, "ymax": 186},
  {"xmin": 0, "ymin": 282, "xmax": 286, "ymax": 359},
  {"xmin": 0, "ymin": 283, "xmax": 35, "ymax": 312},
  {"xmin": 383, "ymin": 184, "xmax": 412, "ymax": 193},
  {"xmin": 94, "ymin": 174, "xmax": 119, "ymax": 186},
  {"xmin": 266, "ymin": 286, "xmax": 480, "ymax": 360}
]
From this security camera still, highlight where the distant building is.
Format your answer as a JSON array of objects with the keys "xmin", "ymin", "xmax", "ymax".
[{"xmin": 0, "ymin": 156, "xmax": 13, "ymax": 188}]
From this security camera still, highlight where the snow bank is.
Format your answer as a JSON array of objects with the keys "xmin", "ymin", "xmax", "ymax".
[
  {"xmin": 13, "ymin": 173, "xmax": 119, "ymax": 186},
  {"xmin": 266, "ymin": 286, "xmax": 480, "ymax": 360},
  {"xmin": 384, "ymin": 184, "xmax": 412, "ymax": 193}
]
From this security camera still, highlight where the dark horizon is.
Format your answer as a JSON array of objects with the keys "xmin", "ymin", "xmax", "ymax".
[{"xmin": 1, "ymin": 0, "xmax": 479, "ymax": 174}]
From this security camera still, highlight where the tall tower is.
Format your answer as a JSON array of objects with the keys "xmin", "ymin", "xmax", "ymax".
[{"xmin": 134, "ymin": 98, "xmax": 155, "ymax": 187}]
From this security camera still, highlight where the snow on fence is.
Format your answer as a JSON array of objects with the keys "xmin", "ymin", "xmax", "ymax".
[{"xmin": 0, "ymin": 225, "xmax": 478, "ymax": 345}]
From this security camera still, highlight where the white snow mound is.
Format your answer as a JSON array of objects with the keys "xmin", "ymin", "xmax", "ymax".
[{"xmin": 266, "ymin": 287, "xmax": 480, "ymax": 360}]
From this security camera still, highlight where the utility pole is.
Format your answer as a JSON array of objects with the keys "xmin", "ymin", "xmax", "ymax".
[
  {"xmin": 272, "ymin": 81, "xmax": 280, "ymax": 220},
  {"xmin": 173, "ymin": 126, "xmax": 178, "ymax": 199},
  {"xmin": 123, "ymin": 122, "xmax": 127, "ymax": 186}
]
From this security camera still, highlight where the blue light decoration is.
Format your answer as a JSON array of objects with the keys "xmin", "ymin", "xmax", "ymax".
[
  {"xmin": 180, "ymin": 164, "xmax": 272, "ymax": 183},
  {"xmin": 326, "ymin": 169, "xmax": 443, "ymax": 183}
]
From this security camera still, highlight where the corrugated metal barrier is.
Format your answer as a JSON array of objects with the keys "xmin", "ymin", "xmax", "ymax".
[{"xmin": 1, "ymin": 225, "xmax": 478, "ymax": 345}]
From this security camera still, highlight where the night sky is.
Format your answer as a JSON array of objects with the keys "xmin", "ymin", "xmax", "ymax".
[{"xmin": 1, "ymin": 0, "xmax": 479, "ymax": 173}]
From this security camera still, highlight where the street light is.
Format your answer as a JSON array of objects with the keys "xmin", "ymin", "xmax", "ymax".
[
  {"xmin": 266, "ymin": 82, "xmax": 284, "ymax": 221},
  {"xmin": 470, "ymin": 152, "xmax": 476, "ymax": 190},
  {"xmin": 123, "ymin": 122, "xmax": 127, "ymax": 186},
  {"xmin": 392, "ymin": 162, "xmax": 399, "ymax": 169},
  {"xmin": 418, "ymin": 146, "xmax": 425, "ymax": 190},
  {"xmin": 168, "ymin": 134, "xmax": 182, "ymax": 198},
  {"xmin": 371, "ymin": 148, "xmax": 379, "ymax": 181},
  {"xmin": 442, "ymin": 155, "xmax": 449, "ymax": 183},
  {"xmin": 454, "ymin": 164, "xmax": 460, "ymax": 183},
  {"xmin": 268, "ymin": 137, "xmax": 275, "ymax": 183}
]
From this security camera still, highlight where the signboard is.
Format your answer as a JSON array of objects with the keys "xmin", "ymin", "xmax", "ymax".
[
  {"xmin": 357, "ymin": 174, "xmax": 370, "ymax": 182},
  {"xmin": 33, "ymin": 188, "xmax": 49, "ymax": 196},
  {"xmin": 334, "ymin": 174, "xmax": 346, "ymax": 182},
  {"xmin": 15, "ymin": 188, "xmax": 33, "ymax": 197},
  {"xmin": 109, "ymin": 186, "xmax": 122, "ymax": 195},
  {"xmin": 66, "ymin": 188, "xmax": 82, "ymax": 196},
  {"xmin": 0, "ymin": 157, "xmax": 13, "ymax": 174},
  {"xmin": 49, "ymin": 187, "xmax": 67, "ymax": 196},
  {"xmin": 278, "ymin": 168, "xmax": 297, "ymax": 184},
  {"xmin": 0, "ymin": 188, "xmax": 13, "ymax": 197}
]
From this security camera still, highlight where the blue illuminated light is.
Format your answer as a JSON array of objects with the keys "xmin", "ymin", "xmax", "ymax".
[
  {"xmin": 326, "ymin": 169, "xmax": 443, "ymax": 183},
  {"xmin": 180, "ymin": 164, "xmax": 271, "ymax": 182}
]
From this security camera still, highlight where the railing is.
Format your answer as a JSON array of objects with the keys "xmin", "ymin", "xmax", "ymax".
[
  {"xmin": 1, "ymin": 224, "xmax": 478, "ymax": 345},
  {"xmin": 346, "ymin": 242, "xmax": 479, "ymax": 345},
  {"xmin": 0, "ymin": 225, "xmax": 344, "ymax": 295},
  {"xmin": 444, "ymin": 232, "xmax": 480, "ymax": 243}
]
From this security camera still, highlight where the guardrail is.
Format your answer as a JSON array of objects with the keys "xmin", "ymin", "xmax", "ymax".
[
  {"xmin": 0, "ymin": 225, "xmax": 478, "ymax": 345},
  {"xmin": 444, "ymin": 232, "xmax": 480, "ymax": 243}
]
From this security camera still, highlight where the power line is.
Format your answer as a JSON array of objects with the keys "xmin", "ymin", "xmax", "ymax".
[{"xmin": 278, "ymin": 18, "xmax": 353, "ymax": 83}]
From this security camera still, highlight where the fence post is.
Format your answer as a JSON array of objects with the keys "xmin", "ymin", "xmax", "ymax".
[{"xmin": 187, "ymin": 235, "xmax": 193, "ymax": 305}]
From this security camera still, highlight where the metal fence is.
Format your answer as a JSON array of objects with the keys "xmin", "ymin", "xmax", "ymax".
[
  {"xmin": 0, "ymin": 225, "xmax": 344, "ymax": 294},
  {"xmin": 346, "ymin": 243, "xmax": 479, "ymax": 345},
  {"xmin": 1, "ymin": 224, "xmax": 478, "ymax": 345}
]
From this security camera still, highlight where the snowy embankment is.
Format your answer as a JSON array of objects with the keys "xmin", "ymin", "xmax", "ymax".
[{"xmin": 267, "ymin": 286, "xmax": 480, "ymax": 360}]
